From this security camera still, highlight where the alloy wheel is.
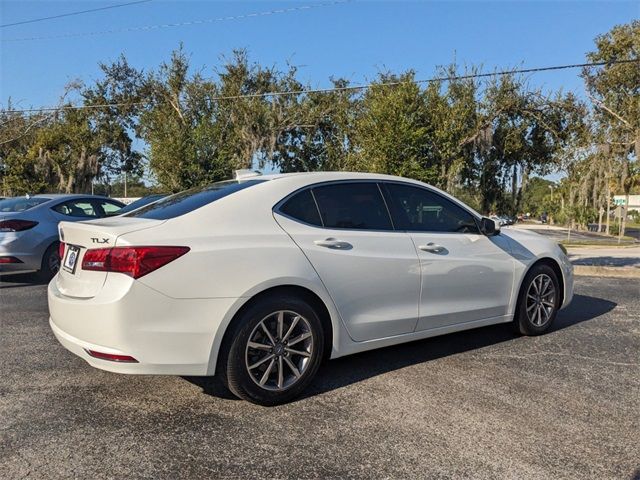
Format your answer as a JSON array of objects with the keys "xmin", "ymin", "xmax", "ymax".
[
  {"xmin": 245, "ymin": 310, "xmax": 314, "ymax": 391},
  {"xmin": 525, "ymin": 273, "xmax": 556, "ymax": 327}
]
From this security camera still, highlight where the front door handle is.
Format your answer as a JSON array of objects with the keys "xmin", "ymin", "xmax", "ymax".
[
  {"xmin": 418, "ymin": 242, "xmax": 445, "ymax": 253},
  {"xmin": 314, "ymin": 238, "xmax": 353, "ymax": 250}
]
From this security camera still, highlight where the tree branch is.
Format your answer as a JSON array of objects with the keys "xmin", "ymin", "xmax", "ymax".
[{"xmin": 586, "ymin": 92, "xmax": 633, "ymax": 130}]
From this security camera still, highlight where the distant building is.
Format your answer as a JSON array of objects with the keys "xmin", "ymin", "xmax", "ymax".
[{"xmin": 613, "ymin": 195, "xmax": 640, "ymax": 213}]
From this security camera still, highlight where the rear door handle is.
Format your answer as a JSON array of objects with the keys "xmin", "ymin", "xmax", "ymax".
[
  {"xmin": 314, "ymin": 238, "xmax": 353, "ymax": 250},
  {"xmin": 418, "ymin": 242, "xmax": 445, "ymax": 253}
]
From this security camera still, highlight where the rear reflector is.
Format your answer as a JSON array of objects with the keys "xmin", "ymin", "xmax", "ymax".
[
  {"xmin": 85, "ymin": 349, "xmax": 138, "ymax": 363},
  {"xmin": 0, "ymin": 256, "xmax": 23, "ymax": 264},
  {"xmin": 0, "ymin": 219, "xmax": 39, "ymax": 232},
  {"xmin": 82, "ymin": 246, "xmax": 189, "ymax": 279},
  {"xmin": 58, "ymin": 242, "xmax": 65, "ymax": 259}
]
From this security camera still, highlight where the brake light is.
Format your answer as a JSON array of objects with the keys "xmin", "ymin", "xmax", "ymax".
[
  {"xmin": 58, "ymin": 242, "xmax": 65, "ymax": 259},
  {"xmin": 82, "ymin": 246, "xmax": 189, "ymax": 279},
  {"xmin": 0, "ymin": 219, "xmax": 38, "ymax": 232}
]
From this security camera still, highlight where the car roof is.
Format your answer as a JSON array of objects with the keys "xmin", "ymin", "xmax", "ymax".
[
  {"xmin": 260, "ymin": 171, "xmax": 421, "ymax": 182},
  {"xmin": 259, "ymin": 171, "xmax": 440, "ymax": 192},
  {"xmin": 30, "ymin": 193, "xmax": 116, "ymax": 200},
  {"xmin": 255, "ymin": 171, "xmax": 483, "ymax": 219}
]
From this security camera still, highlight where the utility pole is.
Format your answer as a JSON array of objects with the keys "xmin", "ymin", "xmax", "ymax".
[{"xmin": 124, "ymin": 171, "xmax": 128, "ymax": 198}]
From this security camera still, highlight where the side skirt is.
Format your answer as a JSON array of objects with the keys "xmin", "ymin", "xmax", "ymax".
[{"xmin": 332, "ymin": 314, "xmax": 513, "ymax": 359}]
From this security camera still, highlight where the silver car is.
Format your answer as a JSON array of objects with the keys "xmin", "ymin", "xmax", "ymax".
[{"xmin": 0, "ymin": 194, "xmax": 124, "ymax": 278}]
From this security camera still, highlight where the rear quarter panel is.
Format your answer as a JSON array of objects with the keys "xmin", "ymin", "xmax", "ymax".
[{"xmin": 0, "ymin": 206, "xmax": 59, "ymax": 271}]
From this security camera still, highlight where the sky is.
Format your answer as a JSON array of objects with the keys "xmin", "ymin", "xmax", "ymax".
[{"xmin": 1, "ymin": 0, "xmax": 638, "ymax": 112}]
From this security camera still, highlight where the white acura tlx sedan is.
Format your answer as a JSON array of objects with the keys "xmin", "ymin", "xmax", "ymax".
[{"xmin": 49, "ymin": 171, "xmax": 574, "ymax": 405}]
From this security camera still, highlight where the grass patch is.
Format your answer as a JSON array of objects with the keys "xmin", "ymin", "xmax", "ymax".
[{"xmin": 561, "ymin": 239, "xmax": 637, "ymax": 247}]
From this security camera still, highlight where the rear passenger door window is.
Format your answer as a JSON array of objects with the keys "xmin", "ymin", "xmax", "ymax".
[
  {"xmin": 53, "ymin": 200, "xmax": 99, "ymax": 218},
  {"xmin": 311, "ymin": 183, "xmax": 393, "ymax": 231},
  {"xmin": 92, "ymin": 199, "xmax": 123, "ymax": 217}
]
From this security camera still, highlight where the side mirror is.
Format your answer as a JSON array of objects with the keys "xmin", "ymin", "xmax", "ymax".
[{"xmin": 480, "ymin": 217, "xmax": 500, "ymax": 236}]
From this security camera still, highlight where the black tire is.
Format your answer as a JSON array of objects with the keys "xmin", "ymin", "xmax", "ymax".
[
  {"xmin": 38, "ymin": 242, "xmax": 61, "ymax": 281},
  {"xmin": 219, "ymin": 293, "xmax": 325, "ymax": 406},
  {"xmin": 514, "ymin": 263, "xmax": 560, "ymax": 336}
]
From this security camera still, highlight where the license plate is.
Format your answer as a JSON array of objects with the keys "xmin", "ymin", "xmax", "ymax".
[{"xmin": 62, "ymin": 245, "xmax": 81, "ymax": 274}]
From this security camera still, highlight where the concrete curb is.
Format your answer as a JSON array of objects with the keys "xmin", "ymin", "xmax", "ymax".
[{"xmin": 573, "ymin": 265, "xmax": 640, "ymax": 278}]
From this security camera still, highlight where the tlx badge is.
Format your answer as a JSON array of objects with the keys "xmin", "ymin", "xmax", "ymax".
[{"xmin": 91, "ymin": 238, "xmax": 109, "ymax": 244}]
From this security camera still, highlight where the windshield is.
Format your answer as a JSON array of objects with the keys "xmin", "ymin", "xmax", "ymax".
[
  {"xmin": 0, "ymin": 197, "xmax": 50, "ymax": 213},
  {"xmin": 125, "ymin": 180, "xmax": 265, "ymax": 220}
]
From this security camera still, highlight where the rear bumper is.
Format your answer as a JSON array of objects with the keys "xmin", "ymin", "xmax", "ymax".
[
  {"xmin": 0, "ymin": 261, "xmax": 38, "ymax": 275},
  {"xmin": 48, "ymin": 275, "xmax": 238, "ymax": 375},
  {"xmin": 0, "ymin": 230, "xmax": 52, "ymax": 273},
  {"xmin": 0, "ymin": 249, "xmax": 42, "ymax": 274}
]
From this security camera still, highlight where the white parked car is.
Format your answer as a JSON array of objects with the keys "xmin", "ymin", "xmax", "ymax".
[{"xmin": 48, "ymin": 172, "xmax": 574, "ymax": 405}]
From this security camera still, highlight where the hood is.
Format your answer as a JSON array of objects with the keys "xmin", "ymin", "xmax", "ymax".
[{"xmin": 499, "ymin": 227, "xmax": 559, "ymax": 260}]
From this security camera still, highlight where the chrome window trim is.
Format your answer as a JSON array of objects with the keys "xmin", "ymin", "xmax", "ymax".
[{"xmin": 273, "ymin": 178, "xmax": 482, "ymax": 234}]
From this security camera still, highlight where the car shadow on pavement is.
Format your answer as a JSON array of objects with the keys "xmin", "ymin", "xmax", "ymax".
[
  {"xmin": 186, "ymin": 293, "xmax": 616, "ymax": 402},
  {"xmin": 0, "ymin": 272, "xmax": 49, "ymax": 288}
]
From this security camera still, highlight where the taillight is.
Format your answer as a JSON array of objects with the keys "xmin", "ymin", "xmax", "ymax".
[
  {"xmin": 0, "ymin": 219, "xmax": 39, "ymax": 232},
  {"xmin": 82, "ymin": 246, "xmax": 189, "ymax": 279},
  {"xmin": 58, "ymin": 242, "xmax": 65, "ymax": 259}
]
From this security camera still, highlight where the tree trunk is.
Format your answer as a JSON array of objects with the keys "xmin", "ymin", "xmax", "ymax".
[
  {"xmin": 511, "ymin": 163, "xmax": 518, "ymax": 213},
  {"xmin": 517, "ymin": 164, "xmax": 529, "ymax": 214},
  {"xmin": 598, "ymin": 207, "xmax": 604, "ymax": 233},
  {"xmin": 605, "ymin": 179, "xmax": 611, "ymax": 235},
  {"xmin": 621, "ymin": 192, "xmax": 629, "ymax": 238},
  {"xmin": 620, "ymin": 161, "xmax": 629, "ymax": 237}
]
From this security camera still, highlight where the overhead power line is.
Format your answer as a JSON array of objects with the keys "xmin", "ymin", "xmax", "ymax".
[
  {"xmin": 0, "ymin": 0, "xmax": 152, "ymax": 29},
  {"xmin": 2, "ymin": 0, "xmax": 350, "ymax": 42},
  {"xmin": 3, "ymin": 59, "xmax": 638, "ymax": 115}
]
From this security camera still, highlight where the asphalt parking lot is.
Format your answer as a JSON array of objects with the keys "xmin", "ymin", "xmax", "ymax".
[{"xmin": 1, "ymin": 275, "xmax": 638, "ymax": 479}]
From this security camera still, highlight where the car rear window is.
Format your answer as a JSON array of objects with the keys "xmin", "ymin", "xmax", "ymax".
[
  {"xmin": 0, "ymin": 197, "xmax": 50, "ymax": 212},
  {"xmin": 126, "ymin": 180, "xmax": 265, "ymax": 220}
]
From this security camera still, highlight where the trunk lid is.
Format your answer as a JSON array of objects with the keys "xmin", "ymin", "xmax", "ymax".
[{"xmin": 56, "ymin": 217, "xmax": 165, "ymax": 298}]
